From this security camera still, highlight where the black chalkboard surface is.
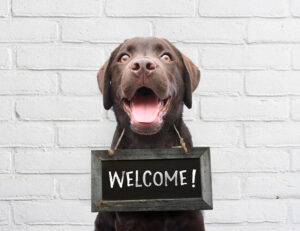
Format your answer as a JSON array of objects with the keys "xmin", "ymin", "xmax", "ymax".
[{"xmin": 91, "ymin": 147, "xmax": 212, "ymax": 212}]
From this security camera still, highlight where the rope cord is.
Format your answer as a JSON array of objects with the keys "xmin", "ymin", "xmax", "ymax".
[
  {"xmin": 108, "ymin": 128, "xmax": 125, "ymax": 156},
  {"xmin": 107, "ymin": 124, "xmax": 189, "ymax": 156},
  {"xmin": 173, "ymin": 124, "xmax": 189, "ymax": 154}
]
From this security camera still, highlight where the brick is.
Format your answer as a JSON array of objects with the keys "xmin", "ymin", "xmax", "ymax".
[
  {"xmin": 204, "ymin": 201, "xmax": 247, "ymax": 223},
  {"xmin": 291, "ymin": 0, "xmax": 300, "ymax": 17},
  {"xmin": 204, "ymin": 226, "xmax": 245, "ymax": 231},
  {"xmin": 207, "ymin": 225, "xmax": 300, "ymax": 231},
  {"xmin": 0, "ymin": 0, "xmax": 8, "ymax": 17},
  {"xmin": 245, "ymin": 175, "xmax": 300, "ymax": 199},
  {"xmin": 202, "ymin": 45, "xmax": 289, "ymax": 70},
  {"xmin": 245, "ymin": 123, "xmax": 300, "ymax": 147},
  {"xmin": 292, "ymin": 99, "xmax": 300, "ymax": 120},
  {"xmin": 60, "ymin": 71, "xmax": 100, "ymax": 95},
  {"xmin": 212, "ymin": 176, "xmax": 241, "ymax": 199},
  {"xmin": 0, "ymin": 123, "xmax": 54, "ymax": 147},
  {"xmin": 57, "ymin": 175, "xmax": 90, "ymax": 199},
  {"xmin": 0, "ymin": 71, "xmax": 57, "ymax": 95},
  {"xmin": 0, "ymin": 99, "xmax": 13, "ymax": 120},
  {"xmin": 16, "ymin": 97, "xmax": 102, "ymax": 121},
  {"xmin": 245, "ymin": 71, "xmax": 300, "ymax": 96},
  {"xmin": 211, "ymin": 148, "xmax": 289, "ymax": 173},
  {"xmin": 195, "ymin": 71, "xmax": 243, "ymax": 96},
  {"xmin": 247, "ymin": 200, "xmax": 286, "ymax": 222},
  {"xmin": 186, "ymin": 122, "xmax": 240, "ymax": 147},
  {"xmin": 62, "ymin": 19, "xmax": 151, "ymax": 43},
  {"xmin": 183, "ymin": 98, "xmax": 199, "ymax": 121},
  {"xmin": 0, "ymin": 226, "xmax": 26, "ymax": 231},
  {"xmin": 17, "ymin": 46, "xmax": 105, "ymax": 70},
  {"xmin": 155, "ymin": 20, "xmax": 244, "ymax": 44},
  {"xmin": 199, "ymin": 0, "xmax": 288, "ymax": 17},
  {"xmin": 106, "ymin": 0, "xmax": 195, "ymax": 17},
  {"xmin": 204, "ymin": 226, "xmax": 262, "ymax": 231},
  {"xmin": 205, "ymin": 200, "xmax": 286, "ymax": 224},
  {"xmin": 0, "ymin": 176, "xmax": 53, "ymax": 199},
  {"xmin": 26, "ymin": 226, "xmax": 94, "ymax": 231},
  {"xmin": 2, "ymin": 2, "xmax": 300, "ymax": 228},
  {"xmin": 291, "ymin": 150, "xmax": 300, "ymax": 171},
  {"xmin": 58, "ymin": 122, "xmax": 116, "ymax": 147},
  {"xmin": 248, "ymin": 19, "xmax": 300, "ymax": 43},
  {"xmin": 171, "ymin": 44, "xmax": 199, "ymax": 65},
  {"xmin": 106, "ymin": 108, "xmax": 116, "ymax": 121},
  {"xmin": 292, "ymin": 48, "xmax": 300, "ymax": 69},
  {"xmin": 0, "ymin": 20, "xmax": 58, "ymax": 42},
  {"xmin": 0, "ymin": 150, "xmax": 11, "ymax": 173},
  {"xmin": 0, "ymin": 48, "xmax": 11, "ymax": 69},
  {"xmin": 0, "ymin": 202, "xmax": 9, "ymax": 224},
  {"xmin": 15, "ymin": 149, "xmax": 90, "ymax": 173},
  {"xmin": 13, "ymin": 201, "xmax": 94, "ymax": 224},
  {"xmin": 12, "ymin": 0, "xmax": 101, "ymax": 17},
  {"xmin": 201, "ymin": 97, "xmax": 288, "ymax": 121},
  {"xmin": 291, "ymin": 200, "xmax": 300, "ymax": 223}
]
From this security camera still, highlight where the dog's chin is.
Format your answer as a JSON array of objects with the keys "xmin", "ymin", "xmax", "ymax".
[
  {"xmin": 122, "ymin": 86, "xmax": 171, "ymax": 136},
  {"xmin": 130, "ymin": 120, "xmax": 164, "ymax": 135}
]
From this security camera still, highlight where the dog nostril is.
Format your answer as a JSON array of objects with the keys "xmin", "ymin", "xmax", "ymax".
[
  {"xmin": 146, "ymin": 62, "xmax": 155, "ymax": 71},
  {"xmin": 131, "ymin": 62, "xmax": 140, "ymax": 71}
]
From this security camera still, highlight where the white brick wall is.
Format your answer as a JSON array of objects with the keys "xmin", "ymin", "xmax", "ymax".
[
  {"xmin": 12, "ymin": 0, "xmax": 101, "ymax": 17},
  {"xmin": 0, "ymin": 20, "xmax": 58, "ymax": 42},
  {"xmin": 0, "ymin": 0, "xmax": 299, "ymax": 230}
]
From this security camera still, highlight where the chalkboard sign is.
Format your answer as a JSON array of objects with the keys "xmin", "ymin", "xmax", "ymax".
[{"xmin": 91, "ymin": 147, "xmax": 212, "ymax": 212}]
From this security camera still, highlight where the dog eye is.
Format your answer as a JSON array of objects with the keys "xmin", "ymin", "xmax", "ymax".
[
  {"xmin": 161, "ymin": 54, "xmax": 171, "ymax": 63},
  {"xmin": 120, "ymin": 54, "xmax": 130, "ymax": 63}
]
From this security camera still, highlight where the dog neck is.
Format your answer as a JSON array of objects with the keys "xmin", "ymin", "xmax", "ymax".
[{"xmin": 111, "ymin": 119, "xmax": 193, "ymax": 150}]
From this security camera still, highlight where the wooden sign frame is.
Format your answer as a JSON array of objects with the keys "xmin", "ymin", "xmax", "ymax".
[{"xmin": 91, "ymin": 147, "xmax": 212, "ymax": 212}]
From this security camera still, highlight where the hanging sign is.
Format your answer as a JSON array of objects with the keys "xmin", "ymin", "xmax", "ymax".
[{"xmin": 91, "ymin": 147, "xmax": 212, "ymax": 212}]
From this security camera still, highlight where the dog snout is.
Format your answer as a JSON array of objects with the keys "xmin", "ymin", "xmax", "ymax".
[{"xmin": 130, "ymin": 58, "xmax": 156, "ymax": 77}]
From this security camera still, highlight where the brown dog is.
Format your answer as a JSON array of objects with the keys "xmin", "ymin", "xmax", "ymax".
[{"xmin": 95, "ymin": 37, "xmax": 204, "ymax": 231}]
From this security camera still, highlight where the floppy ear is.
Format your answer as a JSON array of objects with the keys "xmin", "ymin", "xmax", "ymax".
[
  {"xmin": 97, "ymin": 45, "xmax": 122, "ymax": 110},
  {"xmin": 97, "ymin": 60, "xmax": 112, "ymax": 109},
  {"xmin": 181, "ymin": 54, "xmax": 200, "ymax": 109},
  {"xmin": 162, "ymin": 39, "xmax": 200, "ymax": 109}
]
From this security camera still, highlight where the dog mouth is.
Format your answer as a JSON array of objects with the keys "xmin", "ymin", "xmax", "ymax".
[{"xmin": 122, "ymin": 87, "xmax": 170, "ymax": 131}]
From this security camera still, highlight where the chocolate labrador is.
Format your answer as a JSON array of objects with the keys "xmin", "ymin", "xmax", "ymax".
[{"xmin": 95, "ymin": 37, "xmax": 204, "ymax": 231}]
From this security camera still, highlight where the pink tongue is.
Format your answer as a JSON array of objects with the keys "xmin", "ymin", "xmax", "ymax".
[{"xmin": 131, "ymin": 94, "xmax": 159, "ymax": 123}]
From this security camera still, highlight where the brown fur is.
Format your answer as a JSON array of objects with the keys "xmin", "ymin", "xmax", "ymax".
[{"xmin": 95, "ymin": 37, "xmax": 204, "ymax": 231}]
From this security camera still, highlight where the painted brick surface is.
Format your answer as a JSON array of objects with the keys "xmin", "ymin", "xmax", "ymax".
[
  {"xmin": 199, "ymin": 0, "xmax": 289, "ymax": 17},
  {"xmin": 0, "ymin": 48, "xmax": 11, "ymax": 69},
  {"xmin": 0, "ymin": 124, "xmax": 54, "ymax": 147},
  {"xmin": 0, "ymin": 71, "xmax": 57, "ymax": 95},
  {"xmin": 12, "ymin": 0, "xmax": 101, "ymax": 17},
  {"xmin": 0, "ymin": 176, "xmax": 53, "ymax": 199},
  {"xmin": 155, "ymin": 20, "xmax": 244, "ymax": 43},
  {"xmin": 16, "ymin": 97, "xmax": 102, "ymax": 120},
  {"xmin": 201, "ymin": 97, "xmax": 289, "ymax": 121},
  {"xmin": 0, "ymin": 0, "xmax": 299, "ymax": 229},
  {"xmin": 245, "ymin": 71, "xmax": 300, "ymax": 96},
  {"xmin": 17, "ymin": 47, "xmax": 105, "ymax": 70},
  {"xmin": 0, "ymin": 0, "xmax": 8, "ymax": 17},
  {"xmin": 62, "ymin": 19, "xmax": 152, "ymax": 43},
  {"xmin": 106, "ymin": 0, "xmax": 195, "ymax": 17},
  {"xmin": 202, "ymin": 45, "xmax": 290, "ymax": 70},
  {"xmin": 0, "ymin": 150, "xmax": 11, "ymax": 173},
  {"xmin": 0, "ymin": 99, "xmax": 13, "ymax": 120},
  {"xmin": 0, "ymin": 20, "xmax": 58, "ymax": 42},
  {"xmin": 14, "ymin": 149, "xmax": 90, "ymax": 173}
]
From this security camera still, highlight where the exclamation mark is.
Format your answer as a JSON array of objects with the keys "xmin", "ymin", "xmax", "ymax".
[{"xmin": 192, "ymin": 169, "xmax": 196, "ymax": 188}]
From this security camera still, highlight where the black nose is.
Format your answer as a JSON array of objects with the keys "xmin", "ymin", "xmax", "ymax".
[{"xmin": 131, "ymin": 58, "xmax": 156, "ymax": 76}]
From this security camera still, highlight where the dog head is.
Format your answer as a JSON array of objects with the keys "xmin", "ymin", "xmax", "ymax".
[{"xmin": 97, "ymin": 37, "xmax": 200, "ymax": 135}]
